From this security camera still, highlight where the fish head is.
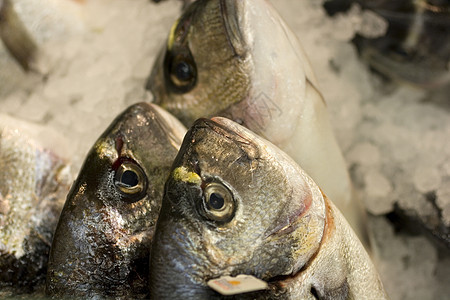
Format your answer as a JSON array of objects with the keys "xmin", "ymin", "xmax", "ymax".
[
  {"xmin": 147, "ymin": 0, "xmax": 253, "ymax": 126},
  {"xmin": 46, "ymin": 103, "xmax": 186, "ymax": 298},
  {"xmin": 150, "ymin": 117, "xmax": 326, "ymax": 298},
  {"xmin": 147, "ymin": 0, "xmax": 319, "ymax": 144}
]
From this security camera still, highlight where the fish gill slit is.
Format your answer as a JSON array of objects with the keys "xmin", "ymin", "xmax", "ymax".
[{"xmin": 219, "ymin": 0, "xmax": 240, "ymax": 59}]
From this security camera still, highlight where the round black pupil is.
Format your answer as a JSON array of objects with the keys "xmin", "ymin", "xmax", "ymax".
[
  {"xmin": 174, "ymin": 61, "xmax": 192, "ymax": 81},
  {"xmin": 209, "ymin": 193, "xmax": 225, "ymax": 210},
  {"xmin": 121, "ymin": 170, "xmax": 139, "ymax": 187}
]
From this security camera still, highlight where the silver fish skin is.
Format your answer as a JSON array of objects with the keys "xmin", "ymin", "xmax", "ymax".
[
  {"xmin": 147, "ymin": 0, "xmax": 368, "ymax": 244},
  {"xmin": 0, "ymin": 115, "xmax": 72, "ymax": 291},
  {"xmin": 45, "ymin": 103, "xmax": 186, "ymax": 299},
  {"xmin": 149, "ymin": 117, "xmax": 388, "ymax": 299}
]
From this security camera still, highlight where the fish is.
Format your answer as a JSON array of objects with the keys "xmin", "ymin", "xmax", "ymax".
[
  {"xmin": 45, "ymin": 103, "xmax": 187, "ymax": 299},
  {"xmin": 149, "ymin": 117, "xmax": 388, "ymax": 299},
  {"xmin": 0, "ymin": 0, "xmax": 84, "ymax": 72},
  {"xmin": 324, "ymin": 0, "xmax": 450, "ymax": 88},
  {"xmin": 146, "ymin": 0, "xmax": 368, "ymax": 244},
  {"xmin": 0, "ymin": 114, "xmax": 72, "ymax": 292}
]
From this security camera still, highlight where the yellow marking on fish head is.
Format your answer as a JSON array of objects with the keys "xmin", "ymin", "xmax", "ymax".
[
  {"xmin": 172, "ymin": 166, "xmax": 201, "ymax": 185},
  {"xmin": 167, "ymin": 18, "xmax": 181, "ymax": 51},
  {"xmin": 94, "ymin": 138, "xmax": 118, "ymax": 161}
]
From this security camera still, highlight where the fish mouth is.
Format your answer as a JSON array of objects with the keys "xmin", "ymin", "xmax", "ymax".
[
  {"xmin": 122, "ymin": 102, "xmax": 154, "ymax": 117},
  {"xmin": 219, "ymin": 0, "xmax": 247, "ymax": 58},
  {"xmin": 116, "ymin": 102, "xmax": 158, "ymax": 132},
  {"xmin": 149, "ymin": 103, "xmax": 186, "ymax": 147}
]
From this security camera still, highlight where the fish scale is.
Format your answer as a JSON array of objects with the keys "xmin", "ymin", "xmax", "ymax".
[{"xmin": 0, "ymin": 116, "xmax": 71, "ymax": 290}]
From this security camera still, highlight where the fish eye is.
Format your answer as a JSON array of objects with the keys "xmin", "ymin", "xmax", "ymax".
[
  {"xmin": 202, "ymin": 182, "xmax": 235, "ymax": 222},
  {"xmin": 165, "ymin": 50, "xmax": 197, "ymax": 93},
  {"xmin": 114, "ymin": 161, "xmax": 147, "ymax": 202},
  {"xmin": 172, "ymin": 60, "xmax": 194, "ymax": 83}
]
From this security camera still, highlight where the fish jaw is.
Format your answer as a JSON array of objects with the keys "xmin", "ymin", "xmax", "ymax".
[
  {"xmin": 150, "ymin": 118, "xmax": 328, "ymax": 298},
  {"xmin": 275, "ymin": 197, "xmax": 388, "ymax": 299},
  {"xmin": 46, "ymin": 103, "xmax": 186, "ymax": 298}
]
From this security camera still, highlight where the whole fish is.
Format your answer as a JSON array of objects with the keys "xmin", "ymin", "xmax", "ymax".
[
  {"xmin": 0, "ymin": 0, "xmax": 84, "ymax": 72},
  {"xmin": 146, "ymin": 0, "xmax": 368, "ymax": 244},
  {"xmin": 45, "ymin": 103, "xmax": 186, "ymax": 299},
  {"xmin": 0, "ymin": 115, "xmax": 72, "ymax": 291},
  {"xmin": 149, "ymin": 117, "xmax": 388, "ymax": 299},
  {"xmin": 325, "ymin": 0, "xmax": 450, "ymax": 88}
]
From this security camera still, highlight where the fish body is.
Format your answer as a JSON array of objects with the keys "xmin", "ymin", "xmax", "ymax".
[
  {"xmin": 0, "ymin": 115, "xmax": 71, "ymax": 291},
  {"xmin": 45, "ymin": 103, "xmax": 186, "ymax": 299},
  {"xmin": 147, "ymin": 0, "xmax": 367, "ymax": 243},
  {"xmin": 149, "ymin": 117, "xmax": 387, "ymax": 299}
]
